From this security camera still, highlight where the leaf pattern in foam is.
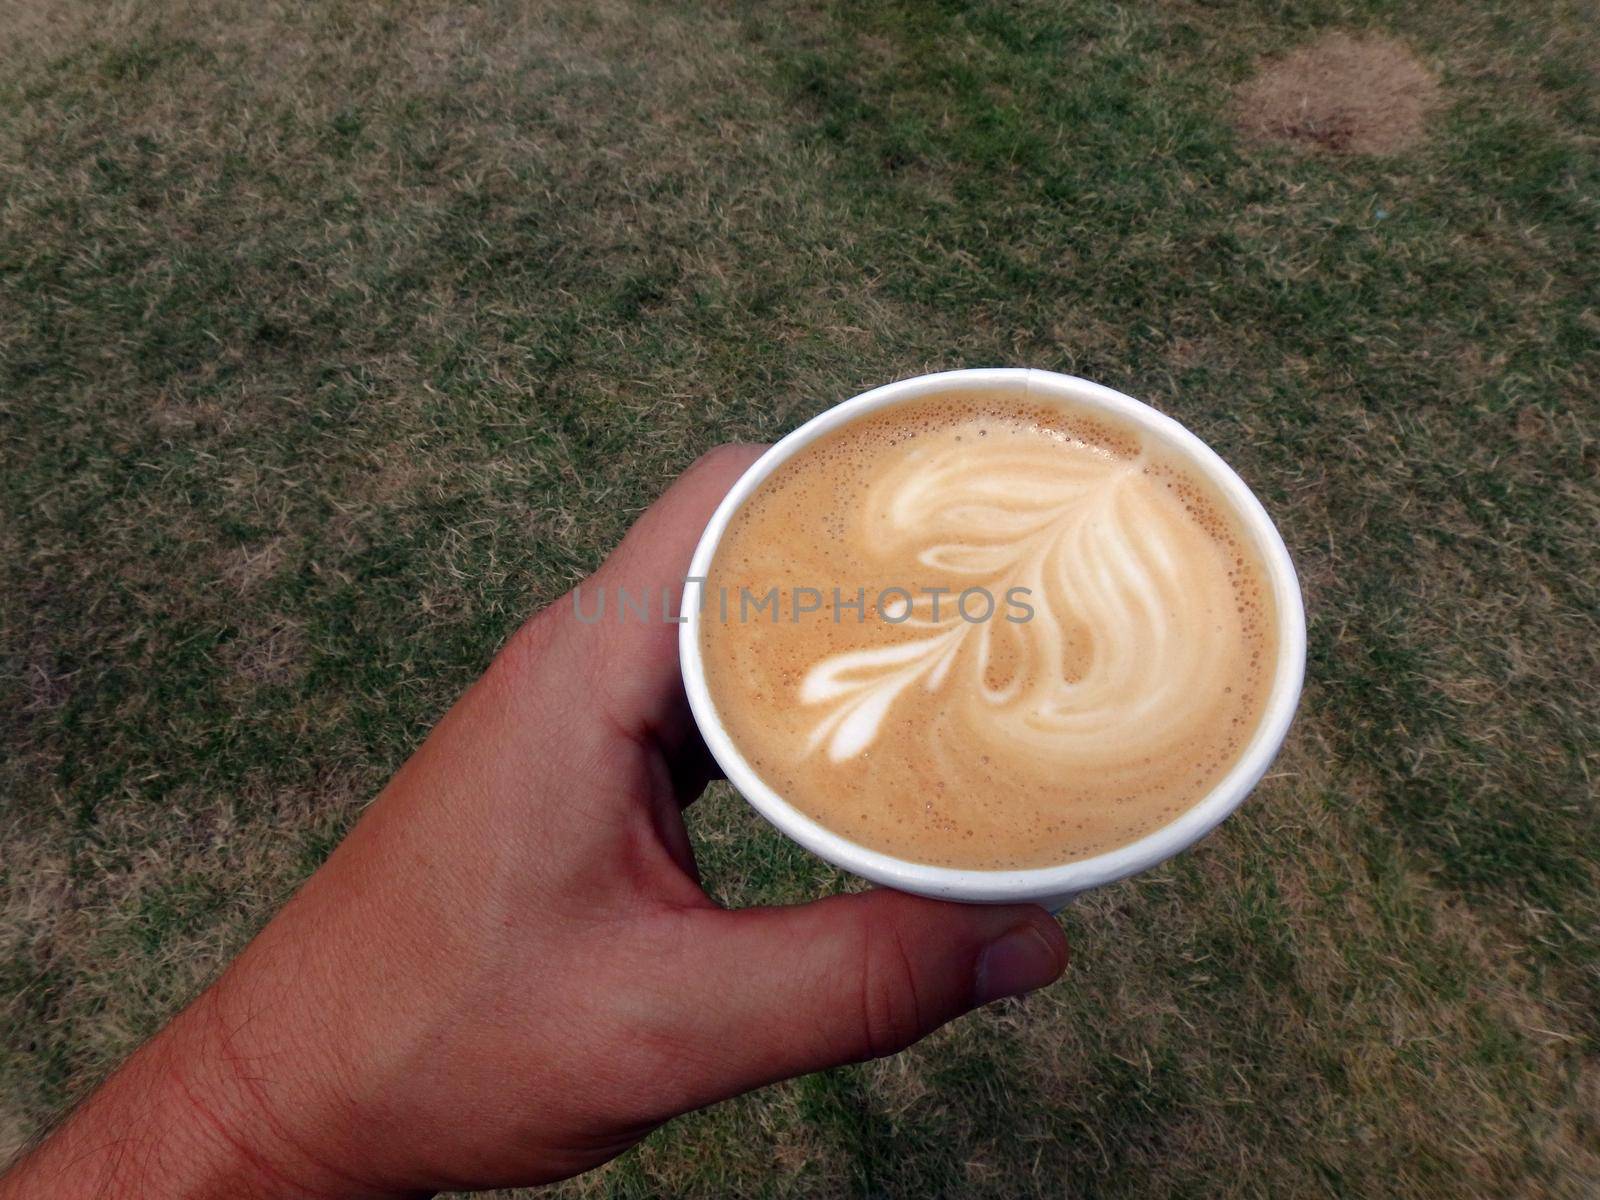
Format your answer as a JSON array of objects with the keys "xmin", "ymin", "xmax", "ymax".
[{"xmin": 799, "ymin": 433, "xmax": 1237, "ymax": 766}]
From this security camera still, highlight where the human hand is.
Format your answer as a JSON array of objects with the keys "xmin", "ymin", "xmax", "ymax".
[{"xmin": 2, "ymin": 446, "xmax": 1069, "ymax": 1199}]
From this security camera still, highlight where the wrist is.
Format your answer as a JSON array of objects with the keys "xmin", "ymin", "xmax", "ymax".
[
  {"xmin": 155, "ymin": 987, "xmax": 410, "ymax": 1200},
  {"xmin": 1, "ymin": 981, "xmax": 414, "ymax": 1200}
]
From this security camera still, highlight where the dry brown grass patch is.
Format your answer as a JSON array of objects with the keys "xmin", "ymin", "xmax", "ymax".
[{"xmin": 1234, "ymin": 33, "xmax": 1441, "ymax": 156}]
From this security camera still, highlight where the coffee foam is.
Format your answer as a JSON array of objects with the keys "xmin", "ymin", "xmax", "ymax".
[{"xmin": 700, "ymin": 391, "xmax": 1277, "ymax": 870}]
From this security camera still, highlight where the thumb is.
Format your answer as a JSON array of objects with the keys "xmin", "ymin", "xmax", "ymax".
[{"xmin": 664, "ymin": 890, "xmax": 1068, "ymax": 1101}]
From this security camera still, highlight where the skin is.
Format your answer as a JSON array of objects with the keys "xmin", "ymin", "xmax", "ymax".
[{"xmin": 0, "ymin": 446, "xmax": 1069, "ymax": 1199}]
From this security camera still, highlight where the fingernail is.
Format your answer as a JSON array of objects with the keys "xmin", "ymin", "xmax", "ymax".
[{"xmin": 975, "ymin": 922, "xmax": 1064, "ymax": 1005}]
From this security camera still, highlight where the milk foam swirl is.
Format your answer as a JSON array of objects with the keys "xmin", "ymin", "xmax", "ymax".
[{"xmin": 799, "ymin": 432, "xmax": 1237, "ymax": 767}]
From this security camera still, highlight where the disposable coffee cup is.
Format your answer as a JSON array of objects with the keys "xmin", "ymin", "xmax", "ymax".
[{"xmin": 680, "ymin": 368, "xmax": 1306, "ymax": 910}]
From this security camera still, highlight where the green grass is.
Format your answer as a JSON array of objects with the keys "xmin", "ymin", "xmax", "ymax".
[{"xmin": 2, "ymin": 0, "xmax": 1597, "ymax": 1195}]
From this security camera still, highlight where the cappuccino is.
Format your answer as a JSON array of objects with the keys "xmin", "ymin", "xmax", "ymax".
[{"xmin": 699, "ymin": 391, "xmax": 1277, "ymax": 870}]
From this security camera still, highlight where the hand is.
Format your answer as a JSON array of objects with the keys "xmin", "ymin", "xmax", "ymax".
[{"xmin": 2, "ymin": 446, "xmax": 1069, "ymax": 1199}]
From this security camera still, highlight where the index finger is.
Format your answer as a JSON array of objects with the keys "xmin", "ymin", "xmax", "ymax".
[{"xmin": 561, "ymin": 443, "xmax": 769, "ymax": 760}]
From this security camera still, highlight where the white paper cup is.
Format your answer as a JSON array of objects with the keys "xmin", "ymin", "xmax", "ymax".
[{"xmin": 680, "ymin": 368, "xmax": 1306, "ymax": 910}]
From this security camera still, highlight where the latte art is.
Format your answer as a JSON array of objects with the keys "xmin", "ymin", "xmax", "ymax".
[
  {"xmin": 802, "ymin": 432, "xmax": 1240, "ymax": 768},
  {"xmin": 701, "ymin": 392, "xmax": 1276, "ymax": 870}
]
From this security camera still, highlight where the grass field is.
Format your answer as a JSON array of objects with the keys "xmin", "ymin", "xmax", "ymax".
[{"xmin": 2, "ymin": 0, "xmax": 1597, "ymax": 1196}]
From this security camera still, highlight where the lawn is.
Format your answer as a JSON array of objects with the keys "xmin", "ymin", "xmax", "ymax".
[{"xmin": 2, "ymin": 0, "xmax": 1597, "ymax": 1196}]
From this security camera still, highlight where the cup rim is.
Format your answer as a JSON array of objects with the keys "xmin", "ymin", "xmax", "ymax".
[{"xmin": 679, "ymin": 368, "xmax": 1306, "ymax": 904}]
